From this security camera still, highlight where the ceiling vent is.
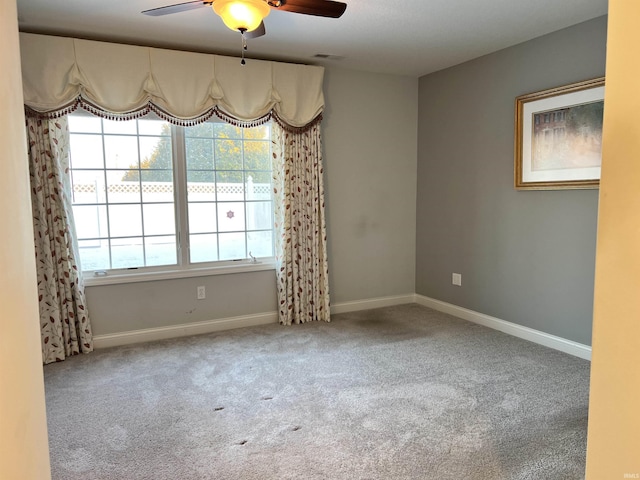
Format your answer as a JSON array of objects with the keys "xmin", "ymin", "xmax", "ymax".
[{"xmin": 313, "ymin": 54, "xmax": 345, "ymax": 61}]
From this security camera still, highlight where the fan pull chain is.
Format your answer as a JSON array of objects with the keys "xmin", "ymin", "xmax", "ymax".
[{"xmin": 240, "ymin": 30, "xmax": 247, "ymax": 66}]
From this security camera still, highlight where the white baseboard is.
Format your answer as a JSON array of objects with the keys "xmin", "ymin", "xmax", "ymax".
[
  {"xmin": 331, "ymin": 294, "xmax": 416, "ymax": 315},
  {"xmin": 93, "ymin": 293, "xmax": 591, "ymax": 361},
  {"xmin": 93, "ymin": 312, "xmax": 279, "ymax": 349},
  {"xmin": 93, "ymin": 294, "xmax": 416, "ymax": 349},
  {"xmin": 414, "ymin": 294, "xmax": 592, "ymax": 360}
]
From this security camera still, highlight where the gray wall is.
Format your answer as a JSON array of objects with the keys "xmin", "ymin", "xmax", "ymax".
[
  {"xmin": 86, "ymin": 271, "xmax": 278, "ymax": 335},
  {"xmin": 87, "ymin": 66, "xmax": 418, "ymax": 336},
  {"xmin": 416, "ymin": 16, "xmax": 607, "ymax": 346},
  {"xmin": 323, "ymin": 67, "xmax": 418, "ymax": 304}
]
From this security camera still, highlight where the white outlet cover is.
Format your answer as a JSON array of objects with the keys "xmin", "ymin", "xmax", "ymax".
[{"xmin": 452, "ymin": 273, "xmax": 462, "ymax": 286}]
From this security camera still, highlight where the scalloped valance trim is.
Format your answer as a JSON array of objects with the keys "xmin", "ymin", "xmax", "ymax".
[
  {"xmin": 20, "ymin": 33, "xmax": 325, "ymax": 130},
  {"xmin": 24, "ymin": 96, "xmax": 322, "ymax": 133}
]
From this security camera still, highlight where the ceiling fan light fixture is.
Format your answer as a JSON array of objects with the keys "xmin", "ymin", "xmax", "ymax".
[{"xmin": 213, "ymin": 0, "xmax": 270, "ymax": 32}]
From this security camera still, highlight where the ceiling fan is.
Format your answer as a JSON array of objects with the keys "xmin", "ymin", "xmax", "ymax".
[{"xmin": 142, "ymin": 0, "xmax": 347, "ymax": 38}]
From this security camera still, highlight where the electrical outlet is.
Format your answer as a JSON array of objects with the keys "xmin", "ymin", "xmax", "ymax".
[
  {"xmin": 452, "ymin": 273, "xmax": 462, "ymax": 286},
  {"xmin": 197, "ymin": 286, "xmax": 206, "ymax": 300}
]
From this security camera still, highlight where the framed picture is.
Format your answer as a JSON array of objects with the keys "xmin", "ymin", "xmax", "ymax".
[{"xmin": 514, "ymin": 77, "xmax": 605, "ymax": 190}]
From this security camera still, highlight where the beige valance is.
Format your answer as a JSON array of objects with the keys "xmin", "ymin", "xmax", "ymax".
[{"xmin": 19, "ymin": 33, "xmax": 324, "ymax": 128}]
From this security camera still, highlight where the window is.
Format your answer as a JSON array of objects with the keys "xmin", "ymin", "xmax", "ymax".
[
  {"xmin": 68, "ymin": 111, "xmax": 274, "ymax": 280},
  {"xmin": 184, "ymin": 122, "xmax": 273, "ymax": 263},
  {"xmin": 553, "ymin": 127, "xmax": 566, "ymax": 141}
]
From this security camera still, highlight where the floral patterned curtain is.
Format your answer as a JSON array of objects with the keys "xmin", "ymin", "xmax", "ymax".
[
  {"xmin": 26, "ymin": 116, "xmax": 93, "ymax": 364},
  {"xmin": 272, "ymin": 122, "xmax": 331, "ymax": 325}
]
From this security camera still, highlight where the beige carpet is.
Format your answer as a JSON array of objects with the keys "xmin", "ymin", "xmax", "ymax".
[{"xmin": 44, "ymin": 304, "xmax": 590, "ymax": 479}]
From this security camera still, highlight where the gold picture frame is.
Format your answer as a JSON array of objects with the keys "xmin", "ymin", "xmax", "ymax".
[{"xmin": 514, "ymin": 77, "xmax": 605, "ymax": 190}]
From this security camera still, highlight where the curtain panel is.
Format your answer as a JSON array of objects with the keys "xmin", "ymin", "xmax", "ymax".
[
  {"xmin": 272, "ymin": 124, "xmax": 331, "ymax": 325},
  {"xmin": 19, "ymin": 33, "xmax": 324, "ymax": 129},
  {"xmin": 27, "ymin": 116, "xmax": 93, "ymax": 364}
]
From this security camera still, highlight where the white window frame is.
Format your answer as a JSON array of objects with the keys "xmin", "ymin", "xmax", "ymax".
[{"xmin": 68, "ymin": 112, "xmax": 276, "ymax": 286}]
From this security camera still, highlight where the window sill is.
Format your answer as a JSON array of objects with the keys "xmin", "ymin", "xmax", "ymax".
[{"xmin": 83, "ymin": 260, "xmax": 276, "ymax": 287}]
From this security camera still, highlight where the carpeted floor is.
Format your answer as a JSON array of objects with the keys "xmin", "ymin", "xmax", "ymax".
[{"xmin": 44, "ymin": 304, "xmax": 590, "ymax": 479}]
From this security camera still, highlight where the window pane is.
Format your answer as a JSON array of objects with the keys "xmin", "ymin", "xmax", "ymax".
[
  {"xmin": 77, "ymin": 239, "xmax": 110, "ymax": 271},
  {"xmin": 145, "ymin": 236, "xmax": 177, "ymax": 266},
  {"xmin": 68, "ymin": 116, "xmax": 102, "ymax": 134},
  {"xmin": 187, "ymin": 169, "xmax": 215, "ymax": 183},
  {"xmin": 217, "ymin": 171, "xmax": 244, "ymax": 184},
  {"xmin": 69, "ymin": 134, "xmax": 104, "ymax": 169},
  {"xmin": 217, "ymin": 171, "xmax": 244, "ymax": 201},
  {"xmin": 246, "ymin": 201, "xmax": 272, "ymax": 230},
  {"xmin": 140, "ymin": 167, "xmax": 173, "ymax": 183},
  {"xmin": 103, "ymin": 119, "xmax": 137, "ymax": 135},
  {"xmin": 245, "ymin": 124, "xmax": 269, "ymax": 140},
  {"xmin": 73, "ymin": 205, "xmax": 108, "ymax": 240},
  {"xmin": 111, "ymin": 237, "xmax": 144, "ymax": 269},
  {"xmin": 215, "ymin": 139, "xmax": 242, "ymax": 168},
  {"xmin": 109, "ymin": 204, "xmax": 142, "ymax": 237},
  {"xmin": 190, "ymin": 234, "xmax": 218, "ymax": 263},
  {"xmin": 138, "ymin": 119, "xmax": 171, "ymax": 136},
  {"xmin": 107, "ymin": 171, "xmax": 140, "ymax": 204},
  {"xmin": 246, "ymin": 172, "xmax": 271, "ymax": 200},
  {"xmin": 217, "ymin": 202, "xmax": 245, "ymax": 232},
  {"xmin": 105, "ymin": 136, "xmax": 139, "ymax": 169},
  {"xmin": 247, "ymin": 231, "xmax": 273, "ymax": 258},
  {"xmin": 141, "ymin": 170, "xmax": 173, "ymax": 203},
  {"xmin": 219, "ymin": 232, "xmax": 246, "ymax": 260},
  {"xmin": 143, "ymin": 203, "xmax": 175, "ymax": 236},
  {"xmin": 188, "ymin": 202, "xmax": 217, "ymax": 234},
  {"xmin": 214, "ymin": 124, "xmax": 242, "ymax": 139},
  {"xmin": 185, "ymin": 122, "xmax": 213, "ymax": 138},
  {"xmin": 140, "ymin": 136, "xmax": 172, "ymax": 170},
  {"xmin": 186, "ymin": 137, "xmax": 214, "ymax": 171},
  {"xmin": 243, "ymin": 141, "xmax": 270, "ymax": 170},
  {"xmin": 187, "ymin": 171, "xmax": 215, "ymax": 202},
  {"xmin": 71, "ymin": 170, "xmax": 106, "ymax": 204}
]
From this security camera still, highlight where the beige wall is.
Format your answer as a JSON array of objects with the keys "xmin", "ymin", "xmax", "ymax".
[
  {"xmin": 0, "ymin": 1, "xmax": 52, "ymax": 479},
  {"xmin": 585, "ymin": 1, "xmax": 640, "ymax": 477},
  {"xmin": 85, "ymin": 65, "xmax": 419, "ymax": 336}
]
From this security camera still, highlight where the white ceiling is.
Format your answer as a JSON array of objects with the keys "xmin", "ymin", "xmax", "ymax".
[{"xmin": 16, "ymin": 0, "xmax": 608, "ymax": 77}]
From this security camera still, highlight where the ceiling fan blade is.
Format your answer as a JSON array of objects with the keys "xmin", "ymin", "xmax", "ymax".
[
  {"xmin": 273, "ymin": 0, "xmax": 347, "ymax": 18},
  {"xmin": 245, "ymin": 21, "xmax": 266, "ymax": 39},
  {"xmin": 142, "ymin": 0, "xmax": 212, "ymax": 16}
]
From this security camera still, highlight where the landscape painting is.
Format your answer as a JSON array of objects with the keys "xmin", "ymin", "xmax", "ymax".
[{"xmin": 515, "ymin": 77, "xmax": 605, "ymax": 190}]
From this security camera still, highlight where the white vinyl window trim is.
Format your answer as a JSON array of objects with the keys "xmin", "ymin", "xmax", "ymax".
[
  {"xmin": 68, "ymin": 112, "xmax": 276, "ymax": 286},
  {"xmin": 82, "ymin": 260, "xmax": 276, "ymax": 286}
]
